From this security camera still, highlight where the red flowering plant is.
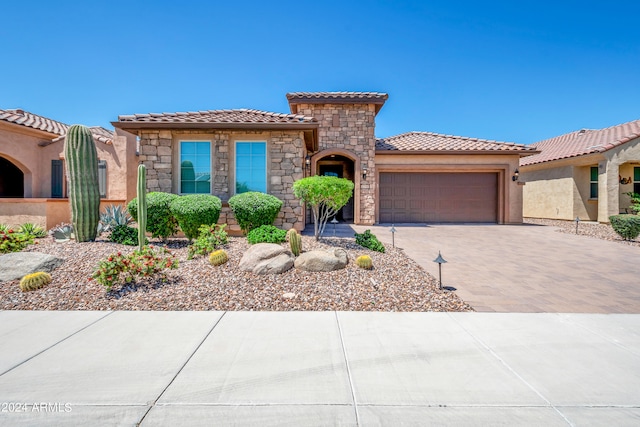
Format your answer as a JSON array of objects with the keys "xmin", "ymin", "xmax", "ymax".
[
  {"xmin": 91, "ymin": 245, "xmax": 179, "ymax": 291},
  {"xmin": 0, "ymin": 228, "xmax": 34, "ymax": 254}
]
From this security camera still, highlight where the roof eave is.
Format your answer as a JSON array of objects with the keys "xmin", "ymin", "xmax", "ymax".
[
  {"xmin": 376, "ymin": 149, "xmax": 539, "ymax": 156},
  {"xmin": 111, "ymin": 121, "xmax": 319, "ymax": 132}
]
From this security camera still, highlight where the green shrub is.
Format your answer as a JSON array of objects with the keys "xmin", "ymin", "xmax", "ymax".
[
  {"xmin": 18, "ymin": 223, "xmax": 47, "ymax": 238},
  {"xmin": 624, "ymin": 192, "xmax": 640, "ymax": 214},
  {"xmin": 91, "ymin": 245, "xmax": 178, "ymax": 291},
  {"xmin": 228, "ymin": 192, "xmax": 283, "ymax": 234},
  {"xmin": 128, "ymin": 192, "xmax": 179, "ymax": 239},
  {"xmin": 609, "ymin": 214, "xmax": 640, "ymax": 240},
  {"xmin": 0, "ymin": 229, "xmax": 34, "ymax": 253},
  {"xmin": 169, "ymin": 194, "xmax": 222, "ymax": 241},
  {"xmin": 247, "ymin": 225, "xmax": 287, "ymax": 244},
  {"xmin": 109, "ymin": 224, "xmax": 147, "ymax": 246},
  {"xmin": 355, "ymin": 229, "xmax": 385, "ymax": 253},
  {"xmin": 187, "ymin": 224, "xmax": 229, "ymax": 259}
]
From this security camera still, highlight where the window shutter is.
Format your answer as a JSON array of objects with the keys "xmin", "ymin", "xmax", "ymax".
[
  {"xmin": 98, "ymin": 160, "xmax": 107, "ymax": 198},
  {"xmin": 51, "ymin": 160, "xmax": 63, "ymax": 198}
]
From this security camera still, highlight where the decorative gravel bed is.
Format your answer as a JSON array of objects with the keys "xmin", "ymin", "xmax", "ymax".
[
  {"xmin": 524, "ymin": 217, "xmax": 640, "ymax": 247},
  {"xmin": 0, "ymin": 235, "xmax": 473, "ymax": 312}
]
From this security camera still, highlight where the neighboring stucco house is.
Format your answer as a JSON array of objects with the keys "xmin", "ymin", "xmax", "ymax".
[
  {"xmin": 113, "ymin": 91, "xmax": 537, "ymax": 232},
  {"xmin": 520, "ymin": 119, "xmax": 640, "ymax": 222},
  {"xmin": 0, "ymin": 109, "xmax": 137, "ymax": 228}
]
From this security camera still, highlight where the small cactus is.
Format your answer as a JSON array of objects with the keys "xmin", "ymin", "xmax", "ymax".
[
  {"xmin": 287, "ymin": 228, "xmax": 302, "ymax": 256},
  {"xmin": 209, "ymin": 249, "xmax": 228, "ymax": 266},
  {"xmin": 356, "ymin": 255, "xmax": 373, "ymax": 270},
  {"xmin": 137, "ymin": 164, "xmax": 147, "ymax": 251},
  {"xmin": 19, "ymin": 272, "xmax": 52, "ymax": 292}
]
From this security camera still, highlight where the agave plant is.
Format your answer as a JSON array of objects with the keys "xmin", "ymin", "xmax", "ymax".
[
  {"xmin": 0, "ymin": 224, "xmax": 9, "ymax": 233},
  {"xmin": 50, "ymin": 223, "xmax": 75, "ymax": 243},
  {"xmin": 98, "ymin": 204, "xmax": 133, "ymax": 234},
  {"xmin": 19, "ymin": 223, "xmax": 47, "ymax": 238}
]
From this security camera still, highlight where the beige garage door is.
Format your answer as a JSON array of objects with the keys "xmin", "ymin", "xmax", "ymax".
[{"xmin": 379, "ymin": 172, "xmax": 498, "ymax": 223}]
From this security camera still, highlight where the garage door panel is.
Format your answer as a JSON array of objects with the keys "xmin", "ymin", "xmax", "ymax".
[{"xmin": 379, "ymin": 172, "xmax": 497, "ymax": 223}]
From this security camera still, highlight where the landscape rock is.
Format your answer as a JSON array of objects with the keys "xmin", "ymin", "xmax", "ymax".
[
  {"xmin": 294, "ymin": 248, "xmax": 348, "ymax": 272},
  {"xmin": 0, "ymin": 252, "xmax": 65, "ymax": 282},
  {"xmin": 238, "ymin": 243, "xmax": 294, "ymax": 275}
]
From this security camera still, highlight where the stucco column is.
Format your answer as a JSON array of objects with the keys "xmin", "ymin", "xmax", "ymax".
[{"xmin": 598, "ymin": 160, "xmax": 619, "ymax": 222}]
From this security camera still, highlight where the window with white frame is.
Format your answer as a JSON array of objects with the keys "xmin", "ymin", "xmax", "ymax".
[
  {"xmin": 590, "ymin": 166, "xmax": 598, "ymax": 199},
  {"xmin": 235, "ymin": 141, "xmax": 266, "ymax": 194},
  {"xmin": 180, "ymin": 141, "xmax": 211, "ymax": 194}
]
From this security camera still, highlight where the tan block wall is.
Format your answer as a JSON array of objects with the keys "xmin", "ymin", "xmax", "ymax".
[
  {"xmin": 0, "ymin": 199, "xmax": 125, "ymax": 229},
  {"xmin": 376, "ymin": 153, "xmax": 524, "ymax": 224},
  {"xmin": 137, "ymin": 129, "xmax": 305, "ymax": 232},
  {"xmin": 293, "ymin": 103, "xmax": 377, "ymax": 224}
]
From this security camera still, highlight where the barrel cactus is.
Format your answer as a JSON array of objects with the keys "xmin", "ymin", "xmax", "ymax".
[
  {"xmin": 64, "ymin": 125, "xmax": 100, "ymax": 242},
  {"xmin": 19, "ymin": 272, "xmax": 52, "ymax": 292},
  {"xmin": 356, "ymin": 254, "xmax": 373, "ymax": 270},
  {"xmin": 209, "ymin": 249, "xmax": 228, "ymax": 266},
  {"xmin": 287, "ymin": 228, "xmax": 302, "ymax": 256},
  {"xmin": 137, "ymin": 164, "xmax": 147, "ymax": 251}
]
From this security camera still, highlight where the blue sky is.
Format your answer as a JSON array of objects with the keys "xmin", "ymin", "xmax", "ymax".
[{"xmin": 2, "ymin": 0, "xmax": 639, "ymax": 144}]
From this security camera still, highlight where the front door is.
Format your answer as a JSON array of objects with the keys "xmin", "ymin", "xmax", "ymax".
[{"xmin": 318, "ymin": 163, "xmax": 354, "ymax": 222}]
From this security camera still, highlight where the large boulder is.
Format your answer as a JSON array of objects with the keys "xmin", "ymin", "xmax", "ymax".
[
  {"xmin": 239, "ymin": 243, "xmax": 294, "ymax": 275},
  {"xmin": 294, "ymin": 248, "xmax": 348, "ymax": 272},
  {"xmin": 0, "ymin": 252, "xmax": 65, "ymax": 282}
]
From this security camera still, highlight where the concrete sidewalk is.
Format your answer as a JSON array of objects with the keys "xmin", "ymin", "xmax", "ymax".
[{"xmin": 1, "ymin": 311, "xmax": 639, "ymax": 426}]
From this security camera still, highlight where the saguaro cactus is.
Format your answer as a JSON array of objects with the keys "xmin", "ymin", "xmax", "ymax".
[
  {"xmin": 64, "ymin": 125, "xmax": 100, "ymax": 242},
  {"xmin": 137, "ymin": 164, "xmax": 147, "ymax": 251}
]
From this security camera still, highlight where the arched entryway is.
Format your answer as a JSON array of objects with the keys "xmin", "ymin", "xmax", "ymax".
[
  {"xmin": 311, "ymin": 149, "xmax": 360, "ymax": 223},
  {"xmin": 0, "ymin": 156, "xmax": 24, "ymax": 198}
]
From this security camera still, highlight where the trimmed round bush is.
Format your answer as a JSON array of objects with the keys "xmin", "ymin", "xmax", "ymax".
[
  {"xmin": 228, "ymin": 192, "xmax": 283, "ymax": 234},
  {"xmin": 109, "ymin": 224, "xmax": 146, "ymax": 246},
  {"xmin": 609, "ymin": 214, "xmax": 640, "ymax": 241},
  {"xmin": 169, "ymin": 194, "xmax": 222, "ymax": 241},
  {"xmin": 127, "ymin": 192, "xmax": 179, "ymax": 239},
  {"xmin": 247, "ymin": 225, "xmax": 287, "ymax": 244}
]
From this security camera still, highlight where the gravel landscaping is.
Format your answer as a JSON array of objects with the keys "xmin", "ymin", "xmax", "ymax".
[
  {"xmin": 524, "ymin": 217, "xmax": 640, "ymax": 247},
  {"xmin": 0, "ymin": 235, "xmax": 473, "ymax": 312}
]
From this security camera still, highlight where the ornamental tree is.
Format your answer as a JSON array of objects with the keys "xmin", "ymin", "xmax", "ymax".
[{"xmin": 293, "ymin": 176, "xmax": 354, "ymax": 240}]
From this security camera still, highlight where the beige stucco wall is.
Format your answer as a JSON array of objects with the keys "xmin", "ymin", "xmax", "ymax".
[
  {"xmin": 0, "ymin": 199, "xmax": 125, "ymax": 229},
  {"xmin": 375, "ymin": 152, "xmax": 524, "ymax": 224}
]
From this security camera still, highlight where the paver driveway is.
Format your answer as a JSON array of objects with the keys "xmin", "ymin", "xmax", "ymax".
[{"xmin": 351, "ymin": 224, "xmax": 640, "ymax": 313}]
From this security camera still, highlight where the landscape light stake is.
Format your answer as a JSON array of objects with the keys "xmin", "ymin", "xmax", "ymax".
[
  {"xmin": 390, "ymin": 224, "xmax": 396, "ymax": 248},
  {"xmin": 331, "ymin": 217, "xmax": 338, "ymax": 237},
  {"xmin": 574, "ymin": 216, "xmax": 580, "ymax": 234},
  {"xmin": 433, "ymin": 251, "xmax": 447, "ymax": 290}
]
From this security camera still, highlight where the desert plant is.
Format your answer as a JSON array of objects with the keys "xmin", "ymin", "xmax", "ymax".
[
  {"xmin": 287, "ymin": 228, "xmax": 302, "ymax": 256},
  {"xmin": 109, "ymin": 224, "xmax": 146, "ymax": 246},
  {"xmin": 18, "ymin": 223, "xmax": 47, "ymax": 238},
  {"xmin": 208, "ymin": 249, "xmax": 228, "ymax": 266},
  {"xmin": 187, "ymin": 224, "xmax": 229, "ymax": 259},
  {"xmin": 355, "ymin": 254, "xmax": 373, "ymax": 270},
  {"xmin": 128, "ymin": 192, "xmax": 179, "ymax": 239},
  {"xmin": 0, "ymin": 224, "xmax": 9, "ymax": 233},
  {"xmin": 355, "ymin": 229, "xmax": 386, "ymax": 253},
  {"xmin": 0, "ymin": 228, "xmax": 34, "ymax": 253},
  {"xmin": 50, "ymin": 223, "xmax": 75, "ymax": 242},
  {"xmin": 99, "ymin": 204, "xmax": 133, "ymax": 233},
  {"xmin": 624, "ymin": 192, "xmax": 640, "ymax": 214},
  {"xmin": 169, "ymin": 194, "xmax": 222, "ymax": 241},
  {"xmin": 64, "ymin": 124, "xmax": 100, "ymax": 242},
  {"xmin": 19, "ymin": 272, "xmax": 52, "ymax": 292},
  {"xmin": 247, "ymin": 225, "xmax": 287, "ymax": 244},
  {"xmin": 228, "ymin": 192, "xmax": 283, "ymax": 234},
  {"xmin": 137, "ymin": 164, "xmax": 147, "ymax": 251},
  {"xmin": 293, "ymin": 176, "xmax": 354, "ymax": 240},
  {"xmin": 91, "ymin": 245, "xmax": 178, "ymax": 291},
  {"xmin": 609, "ymin": 214, "xmax": 640, "ymax": 241}
]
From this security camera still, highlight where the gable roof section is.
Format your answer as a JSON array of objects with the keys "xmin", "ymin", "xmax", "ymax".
[
  {"xmin": 521, "ymin": 119, "xmax": 640, "ymax": 166},
  {"xmin": 0, "ymin": 108, "xmax": 114, "ymax": 144},
  {"xmin": 287, "ymin": 92, "xmax": 388, "ymax": 114},
  {"xmin": 376, "ymin": 131, "xmax": 537, "ymax": 155}
]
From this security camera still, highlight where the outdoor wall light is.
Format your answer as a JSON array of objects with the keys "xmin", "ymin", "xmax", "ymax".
[
  {"xmin": 362, "ymin": 165, "xmax": 368, "ymax": 179},
  {"xmin": 305, "ymin": 155, "xmax": 311, "ymax": 166},
  {"xmin": 512, "ymin": 168, "xmax": 520, "ymax": 182}
]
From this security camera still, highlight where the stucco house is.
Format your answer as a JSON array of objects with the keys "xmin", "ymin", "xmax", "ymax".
[
  {"xmin": 520, "ymin": 119, "xmax": 640, "ymax": 222},
  {"xmin": 0, "ymin": 109, "xmax": 137, "ymax": 228},
  {"xmin": 112, "ymin": 92, "xmax": 537, "ymax": 233}
]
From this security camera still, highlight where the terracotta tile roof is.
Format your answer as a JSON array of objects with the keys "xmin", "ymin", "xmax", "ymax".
[
  {"xmin": 376, "ymin": 131, "xmax": 536, "ymax": 153},
  {"xmin": 286, "ymin": 92, "xmax": 389, "ymax": 102},
  {"xmin": 116, "ymin": 109, "xmax": 316, "ymax": 125},
  {"xmin": 521, "ymin": 119, "xmax": 640, "ymax": 166},
  {"xmin": 0, "ymin": 108, "xmax": 114, "ymax": 144}
]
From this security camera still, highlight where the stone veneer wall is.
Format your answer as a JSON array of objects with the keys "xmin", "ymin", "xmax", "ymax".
[
  {"xmin": 292, "ymin": 103, "xmax": 377, "ymax": 224},
  {"xmin": 137, "ymin": 129, "xmax": 304, "ymax": 233}
]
